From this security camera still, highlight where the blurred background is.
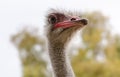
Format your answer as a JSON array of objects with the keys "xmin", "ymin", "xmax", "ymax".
[{"xmin": 1, "ymin": 0, "xmax": 120, "ymax": 77}]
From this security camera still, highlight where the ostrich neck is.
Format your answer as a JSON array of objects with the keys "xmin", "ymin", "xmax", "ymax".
[{"xmin": 48, "ymin": 41, "xmax": 75, "ymax": 77}]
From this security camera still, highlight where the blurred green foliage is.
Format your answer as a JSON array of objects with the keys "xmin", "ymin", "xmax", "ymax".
[
  {"xmin": 72, "ymin": 12, "xmax": 120, "ymax": 77},
  {"xmin": 11, "ymin": 28, "xmax": 48, "ymax": 77},
  {"xmin": 11, "ymin": 11, "xmax": 120, "ymax": 77}
]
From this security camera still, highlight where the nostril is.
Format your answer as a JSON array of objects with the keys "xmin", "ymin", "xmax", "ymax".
[{"xmin": 71, "ymin": 18, "xmax": 76, "ymax": 21}]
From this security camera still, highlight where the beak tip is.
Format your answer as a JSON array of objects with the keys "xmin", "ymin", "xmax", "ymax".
[{"xmin": 80, "ymin": 18, "xmax": 88, "ymax": 25}]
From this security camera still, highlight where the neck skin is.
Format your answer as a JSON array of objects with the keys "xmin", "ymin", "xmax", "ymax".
[{"xmin": 48, "ymin": 41, "xmax": 75, "ymax": 77}]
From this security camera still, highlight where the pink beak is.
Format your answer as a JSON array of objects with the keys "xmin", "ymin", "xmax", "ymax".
[{"xmin": 54, "ymin": 18, "xmax": 88, "ymax": 29}]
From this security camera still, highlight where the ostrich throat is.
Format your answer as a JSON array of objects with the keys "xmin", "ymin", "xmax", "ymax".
[{"xmin": 48, "ymin": 40, "xmax": 75, "ymax": 77}]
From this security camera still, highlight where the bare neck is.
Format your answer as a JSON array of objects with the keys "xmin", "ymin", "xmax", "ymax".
[{"xmin": 48, "ymin": 42, "xmax": 75, "ymax": 77}]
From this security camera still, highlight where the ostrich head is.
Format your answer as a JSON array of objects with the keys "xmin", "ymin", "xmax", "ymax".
[{"xmin": 45, "ymin": 9, "xmax": 88, "ymax": 45}]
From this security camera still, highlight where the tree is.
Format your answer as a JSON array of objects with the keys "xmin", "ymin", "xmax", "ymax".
[
  {"xmin": 72, "ymin": 11, "xmax": 120, "ymax": 77},
  {"xmin": 11, "ymin": 27, "xmax": 48, "ymax": 77}
]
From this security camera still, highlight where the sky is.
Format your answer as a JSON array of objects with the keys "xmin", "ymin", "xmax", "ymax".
[{"xmin": 0, "ymin": 0, "xmax": 120, "ymax": 77}]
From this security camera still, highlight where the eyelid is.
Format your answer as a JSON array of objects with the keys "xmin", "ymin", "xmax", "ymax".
[{"xmin": 49, "ymin": 14, "xmax": 57, "ymax": 20}]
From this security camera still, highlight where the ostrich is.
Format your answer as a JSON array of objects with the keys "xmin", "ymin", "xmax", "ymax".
[{"xmin": 45, "ymin": 9, "xmax": 88, "ymax": 77}]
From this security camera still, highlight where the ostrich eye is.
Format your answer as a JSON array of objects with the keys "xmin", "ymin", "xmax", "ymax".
[{"xmin": 49, "ymin": 16, "xmax": 57, "ymax": 24}]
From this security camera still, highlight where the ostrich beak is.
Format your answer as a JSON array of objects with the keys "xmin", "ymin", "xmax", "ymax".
[{"xmin": 54, "ymin": 18, "xmax": 88, "ymax": 29}]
